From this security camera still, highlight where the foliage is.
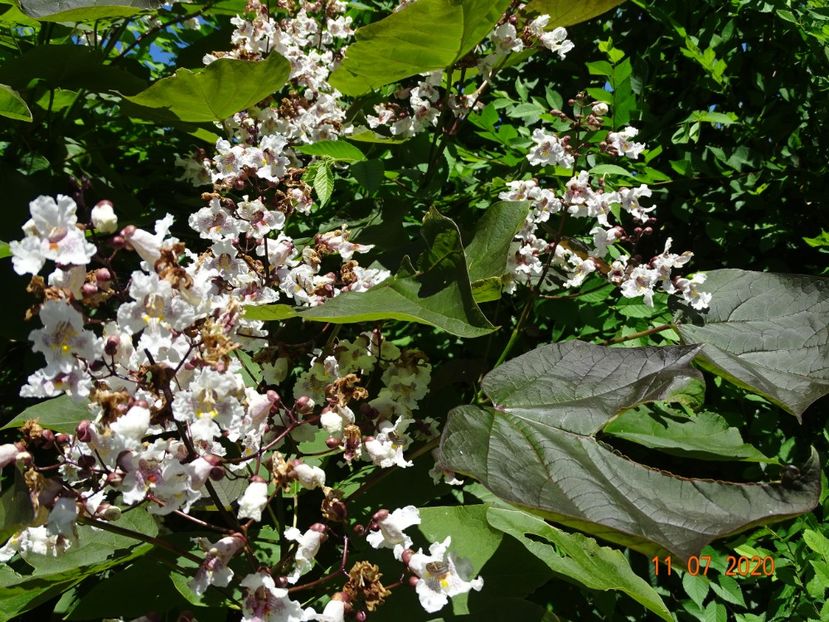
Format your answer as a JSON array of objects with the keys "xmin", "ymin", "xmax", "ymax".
[{"xmin": 0, "ymin": 0, "xmax": 826, "ymax": 621}]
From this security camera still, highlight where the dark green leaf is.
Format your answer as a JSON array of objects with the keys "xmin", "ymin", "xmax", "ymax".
[
  {"xmin": 464, "ymin": 201, "xmax": 529, "ymax": 301},
  {"xmin": 439, "ymin": 341, "xmax": 820, "ymax": 561},
  {"xmin": 291, "ymin": 209, "xmax": 496, "ymax": 337},
  {"xmin": 674, "ymin": 269, "xmax": 829, "ymax": 418},
  {"xmin": 126, "ymin": 53, "xmax": 290, "ymax": 122},
  {"xmin": 0, "ymin": 45, "xmax": 146, "ymax": 95},
  {"xmin": 329, "ymin": 0, "xmax": 511, "ymax": 96},
  {"xmin": 0, "ymin": 469, "xmax": 34, "ymax": 544}
]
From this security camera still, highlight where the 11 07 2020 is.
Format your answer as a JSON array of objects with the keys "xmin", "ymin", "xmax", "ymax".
[{"xmin": 652, "ymin": 555, "xmax": 776, "ymax": 577}]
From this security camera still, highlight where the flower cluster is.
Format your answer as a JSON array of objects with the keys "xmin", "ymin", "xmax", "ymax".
[{"xmin": 499, "ymin": 102, "xmax": 710, "ymax": 309}]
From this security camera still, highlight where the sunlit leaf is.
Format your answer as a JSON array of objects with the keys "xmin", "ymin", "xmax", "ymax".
[
  {"xmin": 126, "ymin": 53, "xmax": 290, "ymax": 122},
  {"xmin": 329, "ymin": 0, "xmax": 511, "ymax": 96}
]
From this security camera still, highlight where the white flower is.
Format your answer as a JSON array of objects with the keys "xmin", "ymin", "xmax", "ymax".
[
  {"xmin": 293, "ymin": 463, "xmax": 326, "ymax": 490},
  {"xmin": 191, "ymin": 534, "xmax": 245, "ymax": 595},
  {"xmin": 284, "ymin": 526, "xmax": 325, "ymax": 583},
  {"xmin": 0, "ymin": 444, "xmax": 21, "ymax": 469},
  {"xmin": 409, "ymin": 536, "xmax": 483, "ymax": 613},
  {"xmin": 539, "ymin": 27, "xmax": 574, "ymax": 59},
  {"xmin": 240, "ymin": 572, "xmax": 306, "ymax": 622},
  {"xmin": 366, "ymin": 505, "xmax": 420, "ymax": 558},
  {"xmin": 607, "ymin": 126, "xmax": 646, "ymax": 159},
  {"xmin": 306, "ymin": 598, "xmax": 345, "ymax": 622},
  {"xmin": 363, "ymin": 417, "xmax": 413, "ymax": 469},
  {"xmin": 11, "ymin": 195, "xmax": 96, "ymax": 275},
  {"xmin": 620, "ymin": 265, "xmax": 659, "ymax": 306},
  {"xmin": 238, "ymin": 480, "xmax": 269, "ymax": 521},
  {"xmin": 527, "ymin": 129, "xmax": 574, "ymax": 169},
  {"xmin": 30, "ymin": 300, "xmax": 101, "ymax": 373},
  {"xmin": 90, "ymin": 201, "xmax": 118, "ymax": 234}
]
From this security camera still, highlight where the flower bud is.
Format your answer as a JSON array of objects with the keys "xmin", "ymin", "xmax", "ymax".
[
  {"xmin": 78, "ymin": 454, "xmax": 96, "ymax": 470},
  {"xmin": 101, "ymin": 504, "xmax": 122, "ymax": 521},
  {"xmin": 209, "ymin": 465, "xmax": 225, "ymax": 481},
  {"xmin": 294, "ymin": 395, "xmax": 314, "ymax": 416},
  {"xmin": 408, "ymin": 575, "xmax": 420, "ymax": 588},
  {"xmin": 353, "ymin": 524, "xmax": 366, "ymax": 537},
  {"xmin": 400, "ymin": 548, "xmax": 414, "ymax": 566},
  {"xmin": 95, "ymin": 268, "xmax": 112, "ymax": 284},
  {"xmin": 355, "ymin": 612, "xmax": 367, "ymax": 622},
  {"xmin": 110, "ymin": 235, "xmax": 126, "ymax": 249},
  {"xmin": 106, "ymin": 470, "xmax": 123, "ymax": 486},
  {"xmin": 104, "ymin": 335, "xmax": 120, "ymax": 356},
  {"xmin": 81, "ymin": 282, "xmax": 98, "ymax": 297},
  {"xmin": 91, "ymin": 200, "xmax": 118, "ymax": 234},
  {"xmin": 39, "ymin": 429, "xmax": 55, "ymax": 448},
  {"xmin": 372, "ymin": 509, "xmax": 389, "ymax": 522},
  {"xmin": 325, "ymin": 436, "xmax": 341, "ymax": 449},
  {"xmin": 310, "ymin": 522, "xmax": 327, "ymax": 534},
  {"xmin": 76, "ymin": 420, "xmax": 93, "ymax": 443},
  {"xmin": 274, "ymin": 576, "xmax": 289, "ymax": 588},
  {"xmin": 592, "ymin": 102, "xmax": 609, "ymax": 116}
]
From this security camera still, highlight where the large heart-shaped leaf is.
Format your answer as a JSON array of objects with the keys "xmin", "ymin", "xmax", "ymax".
[
  {"xmin": 248, "ymin": 210, "xmax": 496, "ymax": 338},
  {"xmin": 329, "ymin": 0, "xmax": 511, "ymax": 96},
  {"xmin": 126, "ymin": 53, "xmax": 290, "ymax": 122},
  {"xmin": 674, "ymin": 269, "xmax": 829, "ymax": 418},
  {"xmin": 523, "ymin": 0, "xmax": 626, "ymax": 26},
  {"xmin": 438, "ymin": 341, "xmax": 820, "ymax": 562},
  {"xmin": 487, "ymin": 506, "xmax": 671, "ymax": 621},
  {"xmin": 465, "ymin": 201, "xmax": 529, "ymax": 302}
]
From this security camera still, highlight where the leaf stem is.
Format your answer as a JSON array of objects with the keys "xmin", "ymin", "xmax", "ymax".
[{"xmin": 603, "ymin": 323, "xmax": 673, "ymax": 345}]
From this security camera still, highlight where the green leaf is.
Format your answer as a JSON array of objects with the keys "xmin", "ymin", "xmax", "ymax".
[
  {"xmin": 351, "ymin": 159, "xmax": 385, "ymax": 192},
  {"xmin": 243, "ymin": 304, "xmax": 297, "ymax": 322},
  {"xmin": 291, "ymin": 209, "xmax": 496, "ymax": 338},
  {"xmin": 804, "ymin": 529, "xmax": 829, "ymax": 561},
  {"xmin": 294, "ymin": 140, "xmax": 366, "ymax": 162},
  {"xmin": 419, "ymin": 505, "xmax": 503, "ymax": 573},
  {"xmin": 0, "ymin": 84, "xmax": 31, "ymax": 122},
  {"xmin": 686, "ymin": 110, "xmax": 738, "ymax": 126},
  {"xmin": 313, "ymin": 160, "xmax": 335, "ymax": 206},
  {"xmin": 349, "ymin": 127, "xmax": 410, "ymax": 144},
  {"xmin": 603, "ymin": 406, "xmax": 776, "ymax": 463},
  {"xmin": 682, "ymin": 572, "xmax": 710, "ymax": 608},
  {"xmin": 674, "ymin": 269, "xmax": 829, "ymax": 418},
  {"xmin": 438, "ymin": 341, "xmax": 821, "ymax": 562},
  {"xmin": 0, "ymin": 241, "xmax": 11, "ymax": 259},
  {"xmin": 125, "ymin": 53, "xmax": 290, "ymax": 122},
  {"xmin": 19, "ymin": 0, "xmax": 161, "ymax": 21},
  {"xmin": 710, "ymin": 574, "xmax": 745, "ymax": 608},
  {"xmin": 464, "ymin": 201, "xmax": 529, "ymax": 302},
  {"xmin": 589, "ymin": 163, "xmax": 634, "ymax": 178},
  {"xmin": 329, "ymin": 0, "xmax": 511, "ymax": 96},
  {"xmin": 523, "ymin": 0, "xmax": 626, "ymax": 27},
  {"xmin": 0, "ymin": 468, "xmax": 34, "ymax": 544},
  {"xmin": 487, "ymin": 506, "xmax": 671, "ymax": 621},
  {"xmin": 23, "ymin": 509, "xmax": 158, "ymax": 574},
  {"xmin": 2, "ymin": 395, "xmax": 90, "ymax": 435},
  {"xmin": 0, "ymin": 45, "xmax": 146, "ymax": 95}
]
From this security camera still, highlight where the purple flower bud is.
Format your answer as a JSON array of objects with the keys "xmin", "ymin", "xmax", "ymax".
[{"xmin": 76, "ymin": 420, "xmax": 93, "ymax": 443}]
